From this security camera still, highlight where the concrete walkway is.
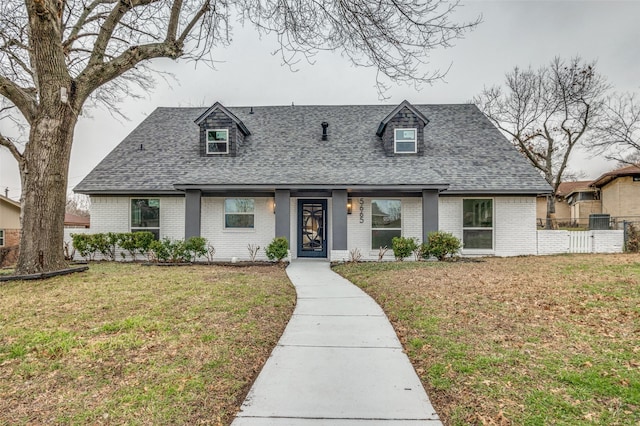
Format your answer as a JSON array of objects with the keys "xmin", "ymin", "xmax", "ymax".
[{"xmin": 232, "ymin": 259, "xmax": 442, "ymax": 425}]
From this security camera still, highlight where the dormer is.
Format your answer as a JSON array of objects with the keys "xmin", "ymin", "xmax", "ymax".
[
  {"xmin": 194, "ymin": 102, "xmax": 250, "ymax": 157},
  {"xmin": 376, "ymin": 100, "xmax": 429, "ymax": 157}
]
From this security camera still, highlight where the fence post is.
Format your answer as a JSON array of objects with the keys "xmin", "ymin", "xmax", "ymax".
[{"xmin": 623, "ymin": 220, "xmax": 628, "ymax": 251}]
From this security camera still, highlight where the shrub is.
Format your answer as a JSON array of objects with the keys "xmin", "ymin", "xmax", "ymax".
[
  {"xmin": 91, "ymin": 233, "xmax": 110, "ymax": 259},
  {"xmin": 185, "ymin": 237, "xmax": 207, "ymax": 261},
  {"xmin": 104, "ymin": 232, "xmax": 122, "ymax": 261},
  {"xmin": 626, "ymin": 223, "xmax": 640, "ymax": 253},
  {"xmin": 71, "ymin": 233, "xmax": 95, "ymax": 261},
  {"xmin": 149, "ymin": 238, "xmax": 185, "ymax": 263},
  {"xmin": 391, "ymin": 236, "xmax": 418, "ymax": 261},
  {"xmin": 117, "ymin": 233, "xmax": 138, "ymax": 260},
  {"xmin": 247, "ymin": 244, "xmax": 260, "ymax": 262},
  {"xmin": 423, "ymin": 231, "xmax": 461, "ymax": 261},
  {"xmin": 134, "ymin": 231, "xmax": 155, "ymax": 260},
  {"xmin": 265, "ymin": 237, "xmax": 289, "ymax": 262},
  {"xmin": 348, "ymin": 248, "xmax": 362, "ymax": 263}
]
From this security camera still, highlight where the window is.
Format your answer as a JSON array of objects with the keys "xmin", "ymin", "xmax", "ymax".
[
  {"xmin": 225, "ymin": 199, "xmax": 255, "ymax": 229},
  {"xmin": 394, "ymin": 128, "xmax": 417, "ymax": 153},
  {"xmin": 206, "ymin": 129, "xmax": 229, "ymax": 154},
  {"xmin": 463, "ymin": 199, "xmax": 493, "ymax": 250},
  {"xmin": 0, "ymin": 229, "xmax": 4, "ymax": 247},
  {"xmin": 131, "ymin": 199, "xmax": 160, "ymax": 239},
  {"xmin": 371, "ymin": 199, "xmax": 401, "ymax": 249}
]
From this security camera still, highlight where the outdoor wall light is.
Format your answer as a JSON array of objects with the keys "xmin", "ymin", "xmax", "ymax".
[
  {"xmin": 273, "ymin": 200, "xmax": 276, "ymax": 214},
  {"xmin": 347, "ymin": 198, "xmax": 352, "ymax": 214}
]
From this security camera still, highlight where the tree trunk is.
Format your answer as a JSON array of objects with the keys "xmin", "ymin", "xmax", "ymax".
[
  {"xmin": 546, "ymin": 194, "xmax": 557, "ymax": 230},
  {"xmin": 16, "ymin": 111, "xmax": 77, "ymax": 274}
]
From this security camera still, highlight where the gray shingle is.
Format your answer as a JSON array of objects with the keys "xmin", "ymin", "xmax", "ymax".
[{"xmin": 74, "ymin": 104, "xmax": 551, "ymax": 194}]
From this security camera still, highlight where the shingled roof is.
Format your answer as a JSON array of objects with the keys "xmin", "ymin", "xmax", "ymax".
[{"xmin": 74, "ymin": 103, "xmax": 551, "ymax": 195}]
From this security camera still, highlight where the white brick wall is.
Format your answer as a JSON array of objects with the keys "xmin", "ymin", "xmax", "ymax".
[
  {"xmin": 87, "ymin": 194, "xmax": 622, "ymax": 261},
  {"xmin": 438, "ymin": 197, "xmax": 463, "ymax": 241},
  {"xmin": 201, "ymin": 197, "xmax": 275, "ymax": 261},
  {"xmin": 537, "ymin": 230, "xmax": 570, "ymax": 255},
  {"xmin": 159, "ymin": 197, "xmax": 185, "ymax": 240},
  {"xmin": 90, "ymin": 196, "xmax": 130, "ymax": 234},
  {"xmin": 537, "ymin": 230, "xmax": 624, "ymax": 255},
  {"xmin": 495, "ymin": 197, "xmax": 537, "ymax": 256},
  {"xmin": 592, "ymin": 230, "xmax": 624, "ymax": 253},
  {"xmin": 90, "ymin": 196, "xmax": 184, "ymax": 238},
  {"xmin": 345, "ymin": 197, "xmax": 422, "ymax": 261},
  {"xmin": 440, "ymin": 196, "xmax": 538, "ymax": 257}
]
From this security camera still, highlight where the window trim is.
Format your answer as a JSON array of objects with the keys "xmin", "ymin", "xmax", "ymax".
[
  {"xmin": 130, "ymin": 198, "xmax": 161, "ymax": 239},
  {"xmin": 462, "ymin": 198, "xmax": 494, "ymax": 252},
  {"xmin": 394, "ymin": 128, "xmax": 417, "ymax": 154},
  {"xmin": 371, "ymin": 199, "xmax": 402, "ymax": 250},
  {"xmin": 224, "ymin": 198, "xmax": 256, "ymax": 230},
  {"xmin": 206, "ymin": 128, "xmax": 230, "ymax": 155}
]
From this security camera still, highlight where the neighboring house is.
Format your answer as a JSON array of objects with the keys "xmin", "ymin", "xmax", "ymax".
[
  {"xmin": 536, "ymin": 181, "xmax": 601, "ymax": 227},
  {"xmin": 64, "ymin": 213, "xmax": 90, "ymax": 229},
  {"xmin": 0, "ymin": 194, "xmax": 20, "ymax": 266},
  {"xmin": 564, "ymin": 181, "xmax": 601, "ymax": 226},
  {"xmin": 591, "ymin": 165, "xmax": 640, "ymax": 221},
  {"xmin": 74, "ymin": 101, "xmax": 551, "ymax": 260}
]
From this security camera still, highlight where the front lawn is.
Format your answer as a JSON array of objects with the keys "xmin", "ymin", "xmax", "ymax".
[
  {"xmin": 0, "ymin": 263, "xmax": 295, "ymax": 425},
  {"xmin": 335, "ymin": 254, "xmax": 640, "ymax": 425}
]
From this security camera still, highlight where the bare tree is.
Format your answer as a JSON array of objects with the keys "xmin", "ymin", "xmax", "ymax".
[
  {"xmin": 474, "ymin": 57, "xmax": 608, "ymax": 227},
  {"xmin": 0, "ymin": 0, "xmax": 479, "ymax": 274},
  {"xmin": 590, "ymin": 92, "xmax": 640, "ymax": 165},
  {"xmin": 66, "ymin": 192, "xmax": 90, "ymax": 217}
]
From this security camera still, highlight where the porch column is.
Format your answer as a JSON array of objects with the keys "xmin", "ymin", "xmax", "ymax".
[
  {"xmin": 185, "ymin": 189, "xmax": 202, "ymax": 239},
  {"xmin": 422, "ymin": 189, "xmax": 439, "ymax": 242},
  {"xmin": 332, "ymin": 189, "xmax": 348, "ymax": 250},
  {"xmin": 275, "ymin": 189, "xmax": 290, "ymax": 245}
]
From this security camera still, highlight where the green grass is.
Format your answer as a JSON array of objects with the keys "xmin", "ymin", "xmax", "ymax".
[
  {"xmin": 335, "ymin": 254, "xmax": 640, "ymax": 425},
  {"xmin": 0, "ymin": 263, "xmax": 295, "ymax": 425}
]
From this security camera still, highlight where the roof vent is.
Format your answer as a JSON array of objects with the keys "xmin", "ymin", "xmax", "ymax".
[
  {"xmin": 249, "ymin": 106, "xmax": 254, "ymax": 114},
  {"xmin": 321, "ymin": 122, "xmax": 329, "ymax": 141}
]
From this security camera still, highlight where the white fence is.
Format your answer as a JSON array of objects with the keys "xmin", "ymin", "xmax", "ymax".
[{"xmin": 537, "ymin": 230, "xmax": 624, "ymax": 255}]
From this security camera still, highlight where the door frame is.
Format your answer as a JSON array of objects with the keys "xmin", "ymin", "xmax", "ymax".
[{"xmin": 297, "ymin": 199, "xmax": 328, "ymax": 258}]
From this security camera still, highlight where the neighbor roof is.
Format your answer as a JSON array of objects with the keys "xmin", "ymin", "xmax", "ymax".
[
  {"xmin": 591, "ymin": 165, "xmax": 640, "ymax": 188},
  {"xmin": 74, "ymin": 103, "xmax": 551, "ymax": 195},
  {"xmin": 556, "ymin": 180, "xmax": 595, "ymax": 197},
  {"xmin": 64, "ymin": 213, "xmax": 90, "ymax": 228},
  {"xmin": 0, "ymin": 194, "xmax": 20, "ymax": 209}
]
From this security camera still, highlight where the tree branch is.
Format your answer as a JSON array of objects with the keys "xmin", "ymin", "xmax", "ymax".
[
  {"xmin": 0, "ymin": 132, "xmax": 24, "ymax": 166},
  {"xmin": 0, "ymin": 74, "xmax": 37, "ymax": 123}
]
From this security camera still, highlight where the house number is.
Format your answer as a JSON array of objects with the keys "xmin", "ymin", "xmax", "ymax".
[{"xmin": 359, "ymin": 198, "xmax": 365, "ymax": 223}]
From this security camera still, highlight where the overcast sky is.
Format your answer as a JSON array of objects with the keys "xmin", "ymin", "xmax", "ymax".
[{"xmin": 1, "ymin": 0, "xmax": 639, "ymax": 201}]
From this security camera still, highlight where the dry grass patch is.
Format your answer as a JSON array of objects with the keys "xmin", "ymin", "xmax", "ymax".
[
  {"xmin": 335, "ymin": 254, "xmax": 640, "ymax": 425},
  {"xmin": 0, "ymin": 263, "xmax": 295, "ymax": 425}
]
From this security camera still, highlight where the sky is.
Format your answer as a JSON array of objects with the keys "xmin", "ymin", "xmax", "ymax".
[{"xmin": 1, "ymin": 0, "xmax": 639, "ymax": 201}]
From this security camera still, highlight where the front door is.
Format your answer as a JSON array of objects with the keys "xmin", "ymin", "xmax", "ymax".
[{"xmin": 297, "ymin": 200, "xmax": 327, "ymax": 258}]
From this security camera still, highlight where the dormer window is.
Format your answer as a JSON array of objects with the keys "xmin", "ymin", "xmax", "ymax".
[
  {"xmin": 206, "ymin": 129, "xmax": 229, "ymax": 154},
  {"xmin": 394, "ymin": 128, "xmax": 417, "ymax": 153}
]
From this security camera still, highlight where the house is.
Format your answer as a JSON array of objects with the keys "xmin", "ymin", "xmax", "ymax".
[
  {"xmin": 536, "ymin": 181, "xmax": 603, "ymax": 227},
  {"xmin": 563, "ymin": 181, "xmax": 601, "ymax": 227},
  {"xmin": 64, "ymin": 213, "xmax": 90, "ymax": 229},
  {"xmin": 591, "ymin": 165, "xmax": 640, "ymax": 222},
  {"xmin": 74, "ymin": 101, "xmax": 552, "ymax": 261},
  {"xmin": 0, "ymin": 194, "xmax": 21, "ymax": 266}
]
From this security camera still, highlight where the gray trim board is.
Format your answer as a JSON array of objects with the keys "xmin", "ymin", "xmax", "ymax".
[
  {"xmin": 422, "ymin": 190, "xmax": 439, "ymax": 242},
  {"xmin": 275, "ymin": 190, "xmax": 291, "ymax": 245},
  {"xmin": 332, "ymin": 190, "xmax": 348, "ymax": 250},
  {"xmin": 185, "ymin": 189, "xmax": 202, "ymax": 239},
  {"xmin": 173, "ymin": 184, "xmax": 450, "ymax": 192}
]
